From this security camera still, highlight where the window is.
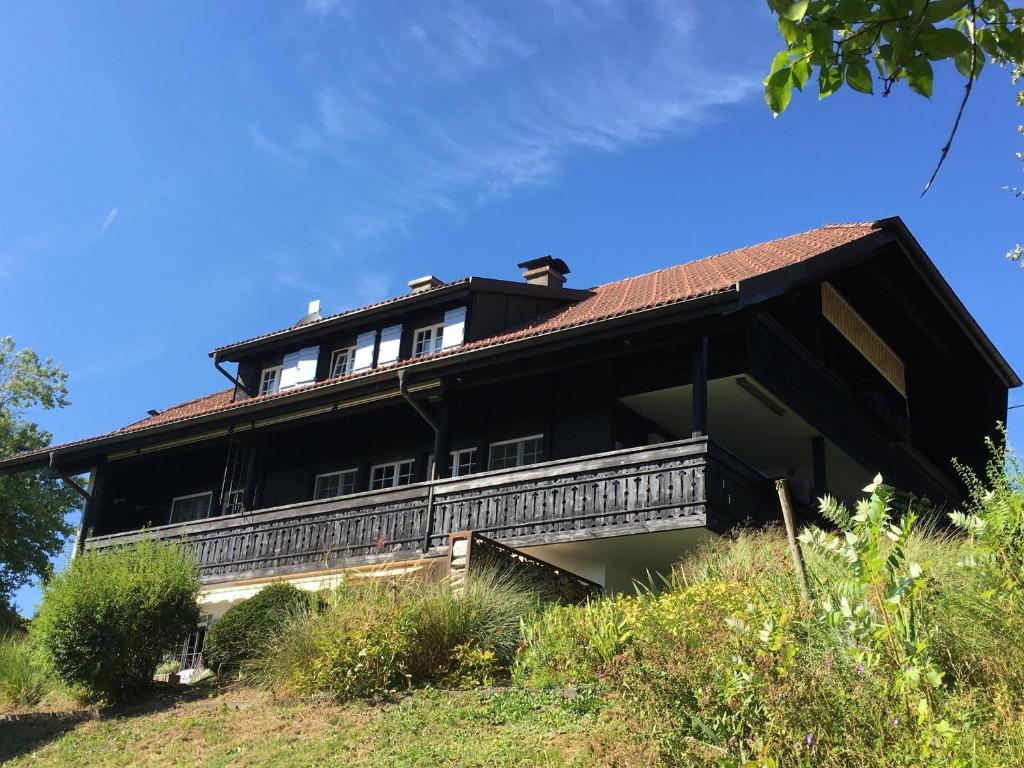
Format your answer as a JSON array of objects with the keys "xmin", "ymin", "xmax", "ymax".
[
  {"xmin": 412, "ymin": 324, "xmax": 444, "ymax": 358},
  {"xmin": 169, "ymin": 491, "xmax": 213, "ymax": 524},
  {"xmin": 259, "ymin": 365, "xmax": 282, "ymax": 395},
  {"xmin": 330, "ymin": 346, "xmax": 356, "ymax": 378},
  {"xmin": 314, "ymin": 468, "xmax": 359, "ymax": 500},
  {"xmin": 222, "ymin": 488, "xmax": 245, "ymax": 516},
  {"xmin": 488, "ymin": 435, "xmax": 544, "ymax": 471},
  {"xmin": 370, "ymin": 459, "xmax": 415, "ymax": 490},
  {"xmin": 449, "ymin": 447, "xmax": 477, "ymax": 477}
]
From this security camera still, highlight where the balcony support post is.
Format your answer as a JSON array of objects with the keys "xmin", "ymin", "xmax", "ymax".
[{"xmin": 691, "ymin": 336, "xmax": 709, "ymax": 437}]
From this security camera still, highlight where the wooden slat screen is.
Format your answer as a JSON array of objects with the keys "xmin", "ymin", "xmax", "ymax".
[{"xmin": 821, "ymin": 282, "xmax": 906, "ymax": 396}]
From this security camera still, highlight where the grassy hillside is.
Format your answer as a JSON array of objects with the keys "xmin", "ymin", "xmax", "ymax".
[{"xmin": 0, "ymin": 682, "xmax": 646, "ymax": 767}]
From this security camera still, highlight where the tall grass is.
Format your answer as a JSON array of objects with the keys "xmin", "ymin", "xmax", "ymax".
[
  {"xmin": 516, "ymin": 522, "xmax": 1024, "ymax": 767},
  {"xmin": 251, "ymin": 569, "xmax": 537, "ymax": 700},
  {"xmin": 0, "ymin": 633, "xmax": 55, "ymax": 711}
]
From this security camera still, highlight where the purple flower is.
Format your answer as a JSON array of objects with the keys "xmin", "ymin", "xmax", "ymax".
[
  {"xmin": 855, "ymin": 664, "xmax": 864, "ymax": 676},
  {"xmin": 805, "ymin": 734, "xmax": 813, "ymax": 747},
  {"xmin": 930, "ymin": 737, "xmax": 937, "ymax": 747},
  {"xmin": 892, "ymin": 717, "xmax": 900, "ymax": 727}
]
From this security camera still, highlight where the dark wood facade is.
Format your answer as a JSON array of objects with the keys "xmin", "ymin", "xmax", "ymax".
[{"xmin": 2, "ymin": 219, "xmax": 1016, "ymax": 589}]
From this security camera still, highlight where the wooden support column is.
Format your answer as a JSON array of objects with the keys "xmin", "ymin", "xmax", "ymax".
[
  {"xmin": 432, "ymin": 391, "xmax": 451, "ymax": 480},
  {"xmin": 691, "ymin": 336, "xmax": 709, "ymax": 437},
  {"xmin": 811, "ymin": 435, "xmax": 827, "ymax": 499}
]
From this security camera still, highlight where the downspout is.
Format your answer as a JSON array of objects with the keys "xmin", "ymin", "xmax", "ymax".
[
  {"xmin": 214, "ymin": 357, "xmax": 253, "ymax": 398},
  {"xmin": 397, "ymin": 370, "xmax": 439, "ymax": 552}
]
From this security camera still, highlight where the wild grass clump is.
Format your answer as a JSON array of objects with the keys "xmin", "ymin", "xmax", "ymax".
[
  {"xmin": 0, "ymin": 633, "xmax": 55, "ymax": 711},
  {"xmin": 31, "ymin": 539, "xmax": 200, "ymax": 703},
  {"xmin": 252, "ymin": 570, "xmax": 536, "ymax": 700},
  {"xmin": 516, "ymin": 446, "xmax": 1024, "ymax": 766},
  {"xmin": 203, "ymin": 581, "xmax": 313, "ymax": 675}
]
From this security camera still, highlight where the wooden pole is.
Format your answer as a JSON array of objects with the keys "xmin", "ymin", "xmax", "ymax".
[{"xmin": 775, "ymin": 478, "xmax": 810, "ymax": 601}]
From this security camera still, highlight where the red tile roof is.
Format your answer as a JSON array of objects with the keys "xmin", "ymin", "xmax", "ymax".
[{"xmin": 3, "ymin": 221, "xmax": 883, "ymax": 465}]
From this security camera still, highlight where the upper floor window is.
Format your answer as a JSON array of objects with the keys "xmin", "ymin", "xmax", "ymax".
[
  {"xmin": 413, "ymin": 324, "xmax": 444, "ymax": 358},
  {"xmin": 449, "ymin": 447, "xmax": 477, "ymax": 477},
  {"xmin": 330, "ymin": 346, "xmax": 356, "ymax": 378},
  {"xmin": 314, "ymin": 468, "xmax": 359, "ymax": 500},
  {"xmin": 488, "ymin": 435, "xmax": 544, "ymax": 471},
  {"xmin": 169, "ymin": 491, "xmax": 213, "ymax": 524},
  {"xmin": 370, "ymin": 459, "xmax": 415, "ymax": 490},
  {"xmin": 259, "ymin": 365, "xmax": 282, "ymax": 395}
]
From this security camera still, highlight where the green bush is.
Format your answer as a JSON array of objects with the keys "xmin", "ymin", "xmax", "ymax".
[
  {"xmin": 254, "ymin": 571, "xmax": 536, "ymax": 700},
  {"xmin": 203, "ymin": 582, "xmax": 311, "ymax": 674},
  {"xmin": 31, "ymin": 539, "xmax": 200, "ymax": 702},
  {"xmin": 0, "ymin": 633, "xmax": 54, "ymax": 711}
]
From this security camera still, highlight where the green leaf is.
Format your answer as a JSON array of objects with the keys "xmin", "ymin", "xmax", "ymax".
[
  {"xmin": 765, "ymin": 67, "xmax": 794, "ymax": 114},
  {"xmin": 953, "ymin": 45, "xmax": 985, "ymax": 77},
  {"xmin": 780, "ymin": 0, "xmax": 810, "ymax": 21},
  {"xmin": 835, "ymin": 0, "xmax": 872, "ymax": 22},
  {"xmin": 846, "ymin": 60, "xmax": 874, "ymax": 93},
  {"xmin": 918, "ymin": 27, "xmax": 972, "ymax": 60},
  {"xmin": 770, "ymin": 49, "xmax": 791, "ymax": 75},
  {"xmin": 906, "ymin": 54, "xmax": 934, "ymax": 97},
  {"xmin": 925, "ymin": 0, "xmax": 967, "ymax": 22},
  {"xmin": 818, "ymin": 63, "xmax": 844, "ymax": 98},
  {"xmin": 792, "ymin": 58, "xmax": 812, "ymax": 91}
]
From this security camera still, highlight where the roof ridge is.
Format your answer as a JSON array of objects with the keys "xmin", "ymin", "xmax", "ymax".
[{"xmin": 583, "ymin": 220, "xmax": 880, "ymax": 293}]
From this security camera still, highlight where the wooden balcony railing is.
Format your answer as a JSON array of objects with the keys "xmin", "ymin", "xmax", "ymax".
[{"xmin": 83, "ymin": 437, "xmax": 773, "ymax": 584}]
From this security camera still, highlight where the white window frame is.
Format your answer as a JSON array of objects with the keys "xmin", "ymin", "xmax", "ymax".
[
  {"xmin": 369, "ymin": 459, "xmax": 416, "ymax": 490},
  {"xmin": 222, "ymin": 487, "xmax": 245, "ymax": 516},
  {"xmin": 169, "ymin": 491, "xmax": 213, "ymax": 524},
  {"xmin": 412, "ymin": 323, "xmax": 445, "ymax": 358},
  {"xmin": 488, "ymin": 434, "xmax": 544, "ymax": 471},
  {"xmin": 313, "ymin": 468, "xmax": 359, "ymax": 500},
  {"xmin": 449, "ymin": 447, "xmax": 478, "ymax": 478},
  {"xmin": 329, "ymin": 346, "xmax": 356, "ymax": 378},
  {"xmin": 259, "ymin": 365, "xmax": 282, "ymax": 395}
]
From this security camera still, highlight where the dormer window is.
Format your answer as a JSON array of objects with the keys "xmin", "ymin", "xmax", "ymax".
[
  {"xmin": 413, "ymin": 324, "xmax": 444, "ymax": 358},
  {"xmin": 259, "ymin": 365, "xmax": 282, "ymax": 395},
  {"xmin": 330, "ymin": 346, "xmax": 356, "ymax": 378}
]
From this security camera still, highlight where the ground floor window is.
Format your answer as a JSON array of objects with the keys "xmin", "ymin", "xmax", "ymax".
[
  {"xmin": 488, "ymin": 435, "xmax": 544, "ymax": 470},
  {"xmin": 370, "ymin": 459, "xmax": 415, "ymax": 490},
  {"xmin": 449, "ymin": 447, "xmax": 478, "ymax": 477},
  {"xmin": 169, "ymin": 491, "xmax": 213, "ymax": 524},
  {"xmin": 173, "ymin": 615, "xmax": 211, "ymax": 671},
  {"xmin": 314, "ymin": 468, "xmax": 359, "ymax": 499}
]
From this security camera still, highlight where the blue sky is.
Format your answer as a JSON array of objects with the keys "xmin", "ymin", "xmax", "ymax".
[{"xmin": 2, "ymin": 2, "xmax": 1021, "ymax": 614}]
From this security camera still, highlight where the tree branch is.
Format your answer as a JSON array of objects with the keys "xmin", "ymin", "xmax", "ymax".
[{"xmin": 921, "ymin": 6, "xmax": 980, "ymax": 196}]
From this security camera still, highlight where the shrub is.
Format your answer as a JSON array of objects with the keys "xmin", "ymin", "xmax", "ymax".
[
  {"xmin": 31, "ymin": 539, "xmax": 200, "ymax": 702},
  {"xmin": 0, "ymin": 633, "xmax": 54, "ymax": 711},
  {"xmin": 203, "ymin": 582, "xmax": 311, "ymax": 674},
  {"xmin": 254, "ymin": 571, "xmax": 536, "ymax": 700},
  {"xmin": 406, "ymin": 569, "xmax": 536, "ymax": 687}
]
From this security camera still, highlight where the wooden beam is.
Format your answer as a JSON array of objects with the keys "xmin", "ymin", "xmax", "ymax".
[
  {"xmin": 811, "ymin": 435, "xmax": 827, "ymax": 499},
  {"xmin": 691, "ymin": 337, "xmax": 708, "ymax": 437}
]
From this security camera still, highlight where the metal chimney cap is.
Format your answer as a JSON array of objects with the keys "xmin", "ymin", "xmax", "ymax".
[
  {"xmin": 516, "ymin": 256, "xmax": 570, "ymax": 275},
  {"xmin": 408, "ymin": 275, "xmax": 444, "ymax": 294}
]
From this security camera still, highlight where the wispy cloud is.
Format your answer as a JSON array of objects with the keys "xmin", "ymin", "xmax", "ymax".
[
  {"xmin": 249, "ymin": 1, "xmax": 759, "ymax": 250},
  {"xmin": 99, "ymin": 207, "xmax": 119, "ymax": 234}
]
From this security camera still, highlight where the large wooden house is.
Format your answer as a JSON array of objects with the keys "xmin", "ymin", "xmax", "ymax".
[{"xmin": 2, "ymin": 217, "xmax": 1017, "ymax": 623}]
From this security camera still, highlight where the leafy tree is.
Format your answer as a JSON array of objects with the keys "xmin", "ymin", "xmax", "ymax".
[
  {"xmin": 764, "ymin": 0, "xmax": 1024, "ymax": 196},
  {"xmin": 0, "ymin": 336, "xmax": 78, "ymax": 615}
]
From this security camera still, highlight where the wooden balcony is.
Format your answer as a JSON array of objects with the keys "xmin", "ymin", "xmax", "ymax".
[{"xmin": 82, "ymin": 436, "xmax": 773, "ymax": 585}]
